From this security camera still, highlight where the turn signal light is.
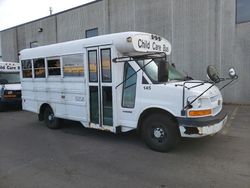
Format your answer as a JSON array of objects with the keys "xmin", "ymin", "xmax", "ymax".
[{"xmin": 188, "ymin": 109, "xmax": 212, "ymax": 117}]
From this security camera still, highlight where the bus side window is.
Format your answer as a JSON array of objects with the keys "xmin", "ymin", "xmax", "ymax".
[
  {"xmin": 101, "ymin": 49, "xmax": 112, "ymax": 82},
  {"xmin": 62, "ymin": 54, "xmax": 84, "ymax": 77},
  {"xmin": 34, "ymin": 58, "xmax": 45, "ymax": 78},
  {"xmin": 88, "ymin": 50, "xmax": 98, "ymax": 82},
  {"xmin": 47, "ymin": 58, "xmax": 61, "ymax": 76},
  {"xmin": 21, "ymin": 60, "xmax": 32, "ymax": 78},
  {"xmin": 122, "ymin": 63, "xmax": 137, "ymax": 108}
]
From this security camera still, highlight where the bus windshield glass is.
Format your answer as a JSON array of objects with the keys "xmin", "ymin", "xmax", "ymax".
[
  {"xmin": 0, "ymin": 72, "xmax": 20, "ymax": 84},
  {"xmin": 136, "ymin": 59, "xmax": 187, "ymax": 83}
]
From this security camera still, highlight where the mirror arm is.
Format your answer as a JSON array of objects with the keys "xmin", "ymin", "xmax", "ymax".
[{"xmin": 219, "ymin": 75, "xmax": 238, "ymax": 90}]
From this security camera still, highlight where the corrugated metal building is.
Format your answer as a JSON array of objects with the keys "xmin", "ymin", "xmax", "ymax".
[{"xmin": 1, "ymin": 0, "xmax": 250, "ymax": 104}]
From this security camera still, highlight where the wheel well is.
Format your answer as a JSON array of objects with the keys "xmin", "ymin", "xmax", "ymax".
[
  {"xmin": 137, "ymin": 108, "xmax": 178, "ymax": 132},
  {"xmin": 38, "ymin": 103, "xmax": 51, "ymax": 121}
]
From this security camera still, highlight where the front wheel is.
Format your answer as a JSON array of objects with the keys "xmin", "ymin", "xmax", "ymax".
[
  {"xmin": 141, "ymin": 113, "xmax": 179, "ymax": 152},
  {"xmin": 44, "ymin": 106, "xmax": 60, "ymax": 129}
]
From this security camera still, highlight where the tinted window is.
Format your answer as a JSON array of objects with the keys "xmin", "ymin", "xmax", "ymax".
[
  {"xmin": 62, "ymin": 54, "xmax": 84, "ymax": 77},
  {"xmin": 102, "ymin": 86, "xmax": 113, "ymax": 126},
  {"xmin": 85, "ymin": 28, "xmax": 98, "ymax": 38},
  {"xmin": 237, "ymin": 0, "xmax": 250, "ymax": 23},
  {"xmin": 47, "ymin": 58, "xmax": 61, "ymax": 76},
  {"xmin": 21, "ymin": 60, "xmax": 32, "ymax": 78},
  {"xmin": 34, "ymin": 58, "xmax": 45, "ymax": 78},
  {"xmin": 88, "ymin": 50, "xmax": 98, "ymax": 82},
  {"xmin": 101, "ymin": 49, "xmax": 112, "ymax": 82},
  {"xmin": 122, "ymin": 64, "xmax": 137, "ymax": 108}
]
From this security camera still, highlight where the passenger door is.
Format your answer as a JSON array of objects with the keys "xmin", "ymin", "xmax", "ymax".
[{"xmin": 87, "ymin": 46, "xmax": 113, "ymax": 130}]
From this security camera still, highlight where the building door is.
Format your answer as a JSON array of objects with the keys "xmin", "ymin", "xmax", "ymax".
[{"xmin": 87, "ymin": 46, "xmax": 113, "ymax": 128}]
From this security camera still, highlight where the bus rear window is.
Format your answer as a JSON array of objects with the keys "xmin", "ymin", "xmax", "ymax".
[{"xmin": 21, "ymin": 60, "xmax": 32, "ymax": 78}]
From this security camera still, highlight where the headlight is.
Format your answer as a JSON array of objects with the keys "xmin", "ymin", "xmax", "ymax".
[
  {"xmin": 197, "ymin": 98, "xmax": 202, "ymax": 108},
  {"xmin": 187, "ymin": 96, "xmax": 211, "ymax": 109}
]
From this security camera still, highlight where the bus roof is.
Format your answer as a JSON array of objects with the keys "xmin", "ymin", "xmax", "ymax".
[
  {"xmin": 0, "ymin": 62, "xmax": 20, "ymax": 72},
  {"xmin": 19, "ymin": 32, "xmax": 171, "ymax": 60}
]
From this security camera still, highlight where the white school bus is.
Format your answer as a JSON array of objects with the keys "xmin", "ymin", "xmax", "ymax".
[
  {"xmin": 19, "ymin": 32, "xmax": 230, "ymax": 152},
  {"xmin": 0, "ymin": 62, "xmax": 21, "ymax": 111}
]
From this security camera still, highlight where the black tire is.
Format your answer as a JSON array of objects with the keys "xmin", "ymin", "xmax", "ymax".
[
  {"xmin": 141, "ymin": 113, "xmax": 179, "ymax": 152},
  {"xmin": 44, "ymin": 106, "xmax": 60, "ymax": 129}
]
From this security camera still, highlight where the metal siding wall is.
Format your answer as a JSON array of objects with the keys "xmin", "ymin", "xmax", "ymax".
[
  {"xmin": 1, "ymin": 28, "xmax": 18, "ymax": 62},
  {"xmin": 24, "ymin": 16, "xmax": 57, "ymax": 47},
  {"xmin": 134, "ymin": 0, "xmax": 172, "ymax": 42},
  {"xmin": 57, "ymin": 1, "xmax": 105, "ymax": 42},
  {"xmin": 234, "ymin": 23, "xmax": 250, "ymax": 104},
  {"xmin": 109, "ymin": 0, "xmax": 135, "ymax": 32},
  {"xmin": 219, "ymin": 0, "xmax": 239, "ymax": 103},
  {"xmin": 17, "ymin": 25, "xmax": 26, "ymax": 52},
  {"xmin": 172, "ymin": 0, "xmax": 224, "ymax": 81}
]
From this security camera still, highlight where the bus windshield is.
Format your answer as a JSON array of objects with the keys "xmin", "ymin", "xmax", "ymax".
[
  {"xmin": 136, "ymin": 59, "xmax": 187, "ymax": 83},
  {"xmin": 0, "ymin": 72, "xmax": 20, "ymax": 84}
]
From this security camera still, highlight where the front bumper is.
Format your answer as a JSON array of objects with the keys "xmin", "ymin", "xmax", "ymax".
[
  {"xmin": 177, "ymin": 109, "xmax": 228, "ymax": 137},
  {"xmin": 0, "ymin": 98, "xmax": 22, "ymax": 106}
]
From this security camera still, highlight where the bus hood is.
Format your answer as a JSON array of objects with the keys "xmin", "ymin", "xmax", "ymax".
[
  {"xmin": 180, "ymin": 81, "xmax": 220, "ymax": 97},
  {"xmin": 0, "ymin": 84, "xmax": 21, "ymax": 91},
  {"xmin": 169, "ymin": 80, "xmax": 223, "ymax": 115}
]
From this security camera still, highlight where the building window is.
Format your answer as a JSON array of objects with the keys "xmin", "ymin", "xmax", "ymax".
[
  {"xmin": 30, "ymin": 41, "xmax": 39, "ymax": 48},
  {"xmin": 21, "ymin": 60, "xmax": 32, "ymax": 78},
  {"xmin": 85, "ymin": 28, "xmax": 98, "ymax": 38},
  {"xmin": 62, "ymin": 54, "xmax": 84, "ymax": 77},
  {"xmin": 34, "ymin": 58, "xmax": 45, "ymax": 78},
  {"xmin": 47, "ymin": 58, "xmax": 61, "ymax": 76},
  {"xmin": 236, "ymin": 0, "xmax": 250, "ymax": 23}
]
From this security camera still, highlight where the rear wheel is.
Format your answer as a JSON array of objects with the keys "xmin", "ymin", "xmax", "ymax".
[
  {"xmin": 141, "ymin": 113, "xmax": 179, "ymax": 152},
  {"xmin": 44, "ymin": 106, "xmax": 60, "ymax": 129}
]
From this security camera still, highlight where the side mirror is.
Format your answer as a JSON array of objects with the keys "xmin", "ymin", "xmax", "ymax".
[
  {"xmin": 158, "ymin": 60, "xmax": 169, "ymax": 82},
  {"xmin": 207, "ymin": 65, "xmax": 220, "ymax": 83},
  {"xmin": 228, "ymin": 67, "xmax": 237, "ymax": 79}
]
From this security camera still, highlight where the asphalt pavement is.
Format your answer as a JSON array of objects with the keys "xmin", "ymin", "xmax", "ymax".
[{"xmin": 0, "ymin": 105, "xmax": 249, "ymax": 188}]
